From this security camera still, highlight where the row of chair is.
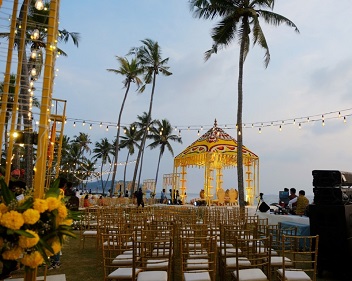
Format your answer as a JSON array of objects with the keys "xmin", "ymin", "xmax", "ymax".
[{"xmin": 76, "ymin": 205, "xmax": 319, "ymax": 281}]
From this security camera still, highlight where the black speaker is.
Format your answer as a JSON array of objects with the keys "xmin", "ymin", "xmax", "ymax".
[
  {"xmin": 309, "ymin": 204, "xmax": 352, "ymax": 277},
  {"xmin": 259, "ymin": 202, "xmax": 270, "ymax": 212}
]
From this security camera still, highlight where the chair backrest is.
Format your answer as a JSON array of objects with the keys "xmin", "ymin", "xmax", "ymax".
[
  {"xmin": 280, "ymin": 235, "xmax": 319, "ymax": 281},
  {"xmin": 229, "ymin": 188, "xmax": 238, "ymax": 203},
  {"xmin": 217, "ymin": 188, "xmax": 226, "ymax": 204},
  {"xmin": 233, "ymin": 234, "xmax": 273, "ymax": 280}
]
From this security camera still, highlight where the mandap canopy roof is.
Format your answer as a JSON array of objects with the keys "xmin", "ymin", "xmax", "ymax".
[{"xmin": 174, "ymin": 120, "xmax": 258, "ymax": 169}]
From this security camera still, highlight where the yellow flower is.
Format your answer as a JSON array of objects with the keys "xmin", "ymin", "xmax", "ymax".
[
  {"xmin": 21, "ymin": 251, "xmax": 44, "ymax": 268},
  {"xmin": 22, "ymin": 209, "xmax": 40, "ymax": 225},
  {"xmin": 60, "ymin": 219, "xmax": 73, "ymax": 226},
  {"xmin": 0, "ymin": 203, "xmax": 8, "ymax": 214},
  {"xmin": 0, "ymin": 210, "xmax": 24, "ymax": 230},
  {"xmin": 51, "ymin": 239, "xmax": 61, "ymax": 255},
  {"xmin": 33, "ymin": 199, "xmax": 48, "ymax": 213},
  {"xmin": 46, "ymin": 197, "xmax": 60, "ymax": 211},
  {"xmin": 2, "ymin": 246, "xmax": 23, "ymax": 260},
  {"xmin": 57, "ymin": 204, "xmax": 68, "ymax": 219},
  {"xmin": 18, "ymin": 230, "xmax": 39, "ymax": 248}
]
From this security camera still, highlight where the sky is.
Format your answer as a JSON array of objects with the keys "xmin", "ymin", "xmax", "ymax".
[{"xmin": 1, "ymin": 0, "xmax": 352, "ymax": 197}]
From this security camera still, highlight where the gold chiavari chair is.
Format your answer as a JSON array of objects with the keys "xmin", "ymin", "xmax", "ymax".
[
  {"xmin": 231, "ymin": 234, "xmax": 273, "ymax": 281},
  {"xmin": 276, "ymin": 235, "xmax": 319, "ymax": 281}
]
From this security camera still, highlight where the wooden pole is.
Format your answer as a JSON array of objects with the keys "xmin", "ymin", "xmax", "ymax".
[
  {"xmin": 33, "ymin": 0, "xmax": 60, "ymax": 199},
  {"xmin": 0, "ymin": 0, "xmax": 19, "ymax": 158}
]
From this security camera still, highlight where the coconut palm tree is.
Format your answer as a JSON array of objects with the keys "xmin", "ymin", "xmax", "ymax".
[
  {"xmin": 133, "ymin": 112, "xmax": 156, "ymax": 190},
  {"xmin": 128, "ymin": 39, "xmax": 172, "ymax": 193},
  {"xmin": 107, "ymin": 56, "xmax": 144, "ymax": 190},
  {"xmin": 119, "ymin": 125, "xmax": 140, "ymax": 194},
  {"xmin": 148, "ymin": 119, "xmax": 182, "ymax": 191},
  {"xmin": 92, "ymin": 137, "xmax": 114, "ymax": 195},
  {"xmin": 190, "ymin": 0, "xmax": 299, "ymax": 207}
]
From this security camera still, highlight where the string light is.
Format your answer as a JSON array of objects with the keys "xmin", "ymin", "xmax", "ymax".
[
  {"xmin": 61, "ymin": 107, "xmax": 352, "ymax": 136},
  {"xmin": 344, "ymin": 117, "xmax": 347, "ymax": 123}
]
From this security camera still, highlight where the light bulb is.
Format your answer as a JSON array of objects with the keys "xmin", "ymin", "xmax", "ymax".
[
  {"xmin": 32, "ymin": 29, "xmax": 40, "ymax": 40},
  {"xmin": 30, "ymin": 50, "xmax": 37, "ymax": 59},
  {"xmin": 30, "ymin": 68, "xmax": 37, "ymax": 76},
  {"xmin": 35, "ymin": 0, "xmax": 44, "ymax": 11}
]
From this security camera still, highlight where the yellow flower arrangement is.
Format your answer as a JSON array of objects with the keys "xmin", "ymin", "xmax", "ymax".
[
  {"xmin": 22, "ymin": 209, "xmax": 40, "ymax": 225},
  {"xmin": 0, "ymin": 178, "xmax": 75, "ymax": 272},
  {"xmin": 0, "ymin": 210, "xmax": 24, "ymax": 230},
  {"xmin": 21, "ymin": 251, "xmax": 44, "ymax": 268}
]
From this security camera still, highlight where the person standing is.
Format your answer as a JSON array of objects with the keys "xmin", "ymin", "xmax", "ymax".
[
  {"xmin": 160, "ymin": 189, "xmax": 167, "ymax": 204},
  {"xmin": 136, "ymin": 188, "xmax": 144, "ymax": 208}
]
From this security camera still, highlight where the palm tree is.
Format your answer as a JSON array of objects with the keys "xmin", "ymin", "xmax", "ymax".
[
  {"xmin": 107, "ymin": 56, "xmax": 144, "ymax": 190},
  {"xmin": 190, "ymin": 0, "xmax": 299, "ymax": 208},
  {"xmin": 133, "ymin": 112, "xmax": 156, "ymax": 190},
  {"xmin": 148, "ymin": 119, "xmax": 182, "ymax": 191},
  {"xmin": 119, "ymin": 125, "xmax": 141, "ymax": 194},
  {"xmin": 92, "ymin": 137, "xmax": 114, "ymax": 195},
  {"xmin": 128, "ymin": 39, "xmax": 172, "ymax": 193}
]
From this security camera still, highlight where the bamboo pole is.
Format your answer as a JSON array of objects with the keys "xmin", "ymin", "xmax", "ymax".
[
  {"xmin": 0, "ymin": 0, "xmax": 19, "ymax": 158},
  {"xmin": 33, "ymin": 0, "xmax": 60, "ymax": 199},
  {"xmin": 5, "ymin": 0, "xmax": 30, "ymax": 185}
]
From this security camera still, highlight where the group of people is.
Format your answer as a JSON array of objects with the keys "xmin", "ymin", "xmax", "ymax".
[
  {"xmin": 280, "ymin": 187, "xmax": 309, "ymax": 216},
  {"xmin": 160, "ymin": 188, "xmax": 182, "ymax": 205}
]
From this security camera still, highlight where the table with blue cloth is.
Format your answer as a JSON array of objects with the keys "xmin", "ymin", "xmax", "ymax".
[{"xmin": 280, "ymin": 221, "xmax": 311, "ymax": 249}]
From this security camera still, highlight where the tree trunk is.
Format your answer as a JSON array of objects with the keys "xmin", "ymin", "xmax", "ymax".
[
  {"xmin": 154, "ymin": 151, "xmax": 162, "ymax": 190},
  {"xmin": 111, "ymin": 82, "xmax": 131, "ymax": 189},
  {"xmin": 123, "ymin": 152, "xmax": 130, "ymax": 194},
  {"xmin": 131, "ymin": 71, "xmax": 157, "ymax": 194},
  {"xmin": 236, "ymin": 24, "xmax": 248, "ymax": 210}
]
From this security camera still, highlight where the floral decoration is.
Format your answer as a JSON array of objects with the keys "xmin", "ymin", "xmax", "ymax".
[{"xmin": 0, "ymin": 177, "xmax": 75, "ymax": 271}]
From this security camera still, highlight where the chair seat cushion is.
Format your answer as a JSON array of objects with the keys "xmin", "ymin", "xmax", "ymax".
[
  {"xmin": 233, "ymin": 268, "xmax": 268, "ymax": 281},
  {"xmin": 108, "ymin": 267, "xmax": 141, "ymax": 279},
  {"xmin": 270, "ymin": 256, "xmax": 292, "ymax": 266},
  {"xmin": 184, "ymin": 271, "xmax": 211, "ymax": 281},
  {"xmin": 187, "ymin": 259, "xmax": 209, "ymax": 269},
  {"xmin": 146, "ymin": 259, "xmax": 168, "ymax": 269},
  {"xmin": 277, "ymin": 269, "xmax": 312, "ymax": 281},
  {"xmin": 112, "ymin": 254, "xmax": 133, "ymax": 265},
  {"xmin": 226, "ymin": 257, "xmax": 251, "ymax": 267},
  {"xmin": 137, "ymin": 270, "xmax": 167, "ymax": 281}
]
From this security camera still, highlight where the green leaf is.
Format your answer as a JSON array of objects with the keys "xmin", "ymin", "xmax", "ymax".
[
  {"xmin": 13, "ymin": 229, "xmax": 35, "ymax": 238},
  {"xmin": 17, "ymin": 197, "xmax": 34, "ymax": 211},
  {"xmin": 0, "ymin": 178, "xmax": 15, "ymax": 204}
]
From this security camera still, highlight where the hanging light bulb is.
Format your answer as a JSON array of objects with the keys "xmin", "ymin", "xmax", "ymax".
[
  {"xmin": 35, "ymin": 0, "xmax": 44, "ymax": 10},
  {"xmin": 238, "ymin": 130, "xmax": 241, "ymax": 136},
  {"xmin": 299, "ymin": 123, "xmax": 302, "ymax": 129},
  {"xmin": 279, "ymin": 125, "xmax": 282, "ymax": 132},
  {"xmin": 344, "ymin": 116, "xmax": 347, "ymax": 123},
  {"xmin": 322, "ymin": 120, "xmax": 325, "ymax": 126},
  {"xmin": 106, "ymin": 126, "xmax": 109, "ymax": 131},
  {"xmin": 258, "ymin": 128, "xmax": 262, "ymax": 134},
  {"xmin": 99, "ymin": 122, "xmax": 102, "ymax": 128},
  {"xmin": 29, "ymin": 80, "xmax": 34, "ymax": 87},
  {"xmin": 82, "ymin": 121, "xmax": 85, "ymax": 126},
  {"xmin": 30, "ymin": 50, "xmax": 37, "ymax": 59},
  {"xmin": 73, "ymin": 122, "xmax": 76, "ymax": 127},
  {"xmin": 339, "ymin": 112, "xmax": 341, "ymax": 118},
  {"xmin": 89, "ymin": 124, "xmax": 92, "ymax": 130},
  {"xmin": 197, "ymin": 130, "xmax": 200, "ymax": 136},
  {"xmin": 30, "ymin": 67, "xmax": 37, "ymax": 76},
  {"xmin": 31, "ymin": 29, "xmax": 40, "ymax": 40}
]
